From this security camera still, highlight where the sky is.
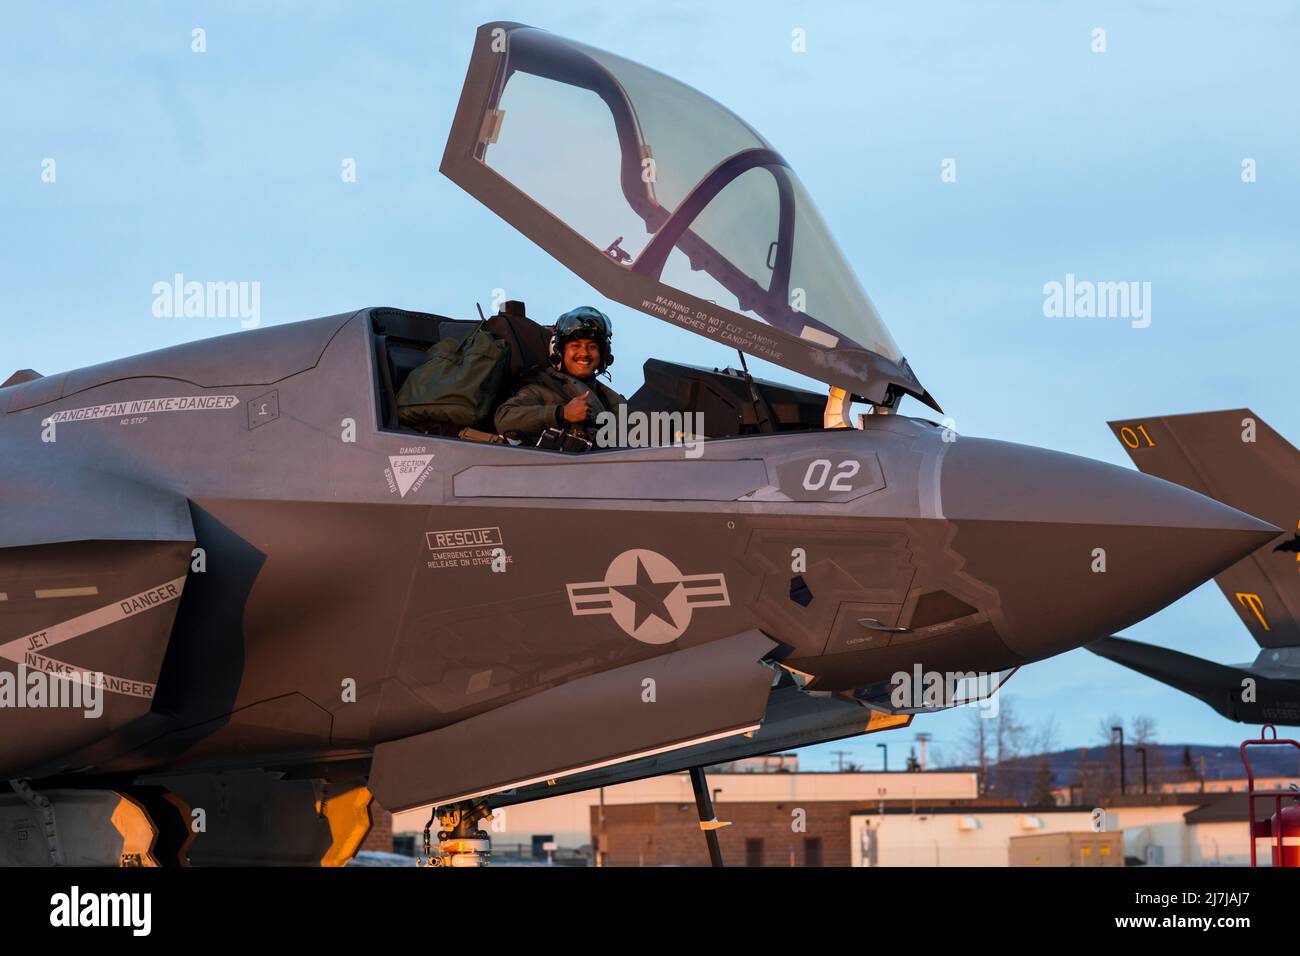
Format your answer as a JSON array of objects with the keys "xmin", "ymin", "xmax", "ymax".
[{"xmin": 2, "ymin": 1, "xmax": 1297, "ymax": 769}]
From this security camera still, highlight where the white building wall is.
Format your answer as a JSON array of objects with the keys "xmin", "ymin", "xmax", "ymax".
[
  {"xmin": 850, "ymin": 811, "xmax": 1095, "ymax": 867},
  {"xmin": 1187, "ymin": 821, "xmax": 1256, "ymax": 866},
  {"xmin": 1101, "ymin": 806, "xmax": 1198, "ymax": 865},
  {"xmin": 847, "ymin": 807, "xmax": 1263, "ymax": 867}
]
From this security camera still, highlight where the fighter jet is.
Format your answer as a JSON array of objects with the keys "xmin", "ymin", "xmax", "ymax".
[
  {"xmin": 0, "ymin": 21, "xmax": 1278, "ymax": 867},
  {"xmin": 1090, "ymin": 410, "xmax": 1300, "ymax": 724}
]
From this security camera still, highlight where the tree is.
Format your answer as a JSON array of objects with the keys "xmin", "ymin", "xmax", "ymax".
[
  {"xmin": 905, "ymin": 747, "xmax": 921, "ymax": 772},
  {"xmin": 1091, "ymin": 713, "xmax": 1125, "ymax": 799},
  {"xmin": 1130, "ymin": 715, "xmax": 1158, "ymax": 745},
  {"xmin": 1031, "ymin": 756, "xmax": 1056, "ymax": 805},
  {"xmin": 991, "ymin": 697, "xmax": 1031, "ymax": 801},
  {"xmin": 1129, "ymin": 714, "xmax": 1166, "ymax": 792},
  {"xmin": 960, "ymin": 699, "xmax": 1059, "ymax": 802}
]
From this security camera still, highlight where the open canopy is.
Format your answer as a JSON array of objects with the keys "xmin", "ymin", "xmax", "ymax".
[{"xmin": 442, "ymin": 22, "xmax": 937, "ymax": 410}]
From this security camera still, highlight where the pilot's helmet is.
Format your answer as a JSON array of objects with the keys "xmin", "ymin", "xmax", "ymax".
[{"xmin": 550, "ymin": 306, "xmax": 613, "ymax": 371}]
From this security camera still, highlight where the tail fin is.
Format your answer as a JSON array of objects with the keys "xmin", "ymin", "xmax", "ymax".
[
  {"xmin": 1, "ymin": 369, "xmax": 41, "ymax": 387},
  {"xmin": 1108, "ymin": 409, "xmax": 1299, "ymax": 647}
]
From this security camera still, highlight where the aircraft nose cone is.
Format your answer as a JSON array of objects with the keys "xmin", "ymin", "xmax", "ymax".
[{"xmin": 940, "ymin": 437, "xmax": 1280, "ymax": 661}]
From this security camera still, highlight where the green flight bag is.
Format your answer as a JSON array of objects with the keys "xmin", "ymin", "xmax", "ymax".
[{"xmin": 396, "ymin": 324, "xmax": 508, "ymax": 431}]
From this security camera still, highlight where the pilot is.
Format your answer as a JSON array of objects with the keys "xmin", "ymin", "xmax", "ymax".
[{"xmin": 494, "ymin": 306, "xmax": 627, "ymax": 448}]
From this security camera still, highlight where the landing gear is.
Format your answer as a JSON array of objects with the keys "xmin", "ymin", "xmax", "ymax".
[
  {"xmin": 9, "ymin": 779, "xmax": 63, "ymax": 865},
  {"xmin": 418, "ymin": 802, "xmax": 492, "ymax": 867}
]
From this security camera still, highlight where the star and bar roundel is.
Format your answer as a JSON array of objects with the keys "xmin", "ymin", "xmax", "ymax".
[{"xmin": 565, "ymin": 549, "xmax": 731, "ymax": 644}]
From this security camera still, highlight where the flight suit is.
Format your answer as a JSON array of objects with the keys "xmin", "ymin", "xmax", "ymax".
[{"xmin": 494, "ymin": 366, "xmax": 627, "ymax": 446}]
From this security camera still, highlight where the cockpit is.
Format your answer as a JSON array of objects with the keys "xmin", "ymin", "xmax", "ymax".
[{"xmin": 371, "ymin": 302, "xmax": 833, "ymax": 450}]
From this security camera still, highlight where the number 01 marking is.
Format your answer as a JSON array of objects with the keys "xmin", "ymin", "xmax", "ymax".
[
  {"xmin": 802, "ymin": 459, "xmax": 861, "ymax": 492},
  {"xmin": 1119, "ymin": 425, "xmax": 1156, "ymax": 449}
]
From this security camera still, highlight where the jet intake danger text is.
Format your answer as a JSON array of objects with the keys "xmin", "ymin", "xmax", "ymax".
[{"xmin": 43, "ymin": 395, "xmax": 239, "ymax": 425}]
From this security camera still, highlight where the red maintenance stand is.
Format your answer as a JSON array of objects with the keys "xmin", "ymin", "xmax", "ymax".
[{"xmin": 1239, "ymin": 724, "xmax": 1300, "ymax": 867}]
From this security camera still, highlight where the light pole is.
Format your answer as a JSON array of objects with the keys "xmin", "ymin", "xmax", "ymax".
[{"xmin": 877, "ymin": 742, "xmax": 888, "ymax": 772}]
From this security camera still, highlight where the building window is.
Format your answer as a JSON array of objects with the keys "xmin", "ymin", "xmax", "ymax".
[
  {"xmin": 804, "ymin": 836, "xmax": 823, "ymax": 867},
  {"xmin": 745, "ymin": 838, "xmax": 764, "ymax": 867}
]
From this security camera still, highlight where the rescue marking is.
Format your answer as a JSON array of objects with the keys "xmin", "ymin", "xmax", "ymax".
[
  {"xmin": 566, "ymin": 548, "xmax": 730, "ymax": 644},
  {"xmin": 426, "ymin": 527, "xmax": 503, "ymax": 551},
  {"xmin": 43, "ymin": 394, "xmax": 239, "ymax": 424},
  {"xmin": 425, "ymin": 526, "xmax": 509, "ymax": 571}
]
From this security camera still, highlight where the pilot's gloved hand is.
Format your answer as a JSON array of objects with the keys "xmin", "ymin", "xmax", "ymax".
[{"xmin": 562, "ymin": 393, "xmax": 591, "ymax": 424}]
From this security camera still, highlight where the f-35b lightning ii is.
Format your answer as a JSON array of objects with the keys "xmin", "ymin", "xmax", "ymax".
[{"xmin": 0, "ymin": 22, "xmax": 1278, "ymax": 866}]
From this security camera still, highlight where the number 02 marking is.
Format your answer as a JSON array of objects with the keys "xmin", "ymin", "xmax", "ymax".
[{"xmin": 802, "ymin": 459, "xmax": 861, "ymax": 492}]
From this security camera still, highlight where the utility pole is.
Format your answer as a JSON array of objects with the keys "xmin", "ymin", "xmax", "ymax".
[
  {"xmin": 830, "ymin": 750, "xmax": 851, "ymax": 772},
  {"xmin": 1078, "ymin": 748, "xmax": 1089, "ymax": 804},
  {"xmin": 1112, "ymin": 725, "xmax": 1126, "ymax": 796}
]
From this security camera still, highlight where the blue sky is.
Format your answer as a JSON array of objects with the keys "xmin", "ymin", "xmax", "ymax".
[{"xmin": 3, "ymin": 1, "xmax": 1297, "ymax": 768}]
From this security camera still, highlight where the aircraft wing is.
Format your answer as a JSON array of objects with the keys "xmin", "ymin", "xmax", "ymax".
[
  {"xmin": 369, "ymin": 629, "xmax": 778, "ymax": 811},
  {"xmin": 1108, "ymin": 410, "xmax": 1300, "ymax": 647}
]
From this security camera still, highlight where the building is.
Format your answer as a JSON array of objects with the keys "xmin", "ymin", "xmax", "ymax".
[
  {"xmin": 582, "ymin": 787, "xmax": 1280, "ymax": 866},
  {"xmin": 392, "ymin": 767, "xmax": 1283, "ymax": 865},
  {"xmin": 1159, "ymin": 776, "xmax": 1295, "ymax": 795},
  {"xmin": 391, "ymin": 770, "xmax": 979, "ymax": 860},
  {"xmin": 596, "ymin": 795, "xmax": 1015, "ymax": 867}
]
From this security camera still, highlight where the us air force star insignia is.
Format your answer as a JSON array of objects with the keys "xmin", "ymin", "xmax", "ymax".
[{"xmin": 566, "ymin": 549, "xmax": 730, "ymax": 644}]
